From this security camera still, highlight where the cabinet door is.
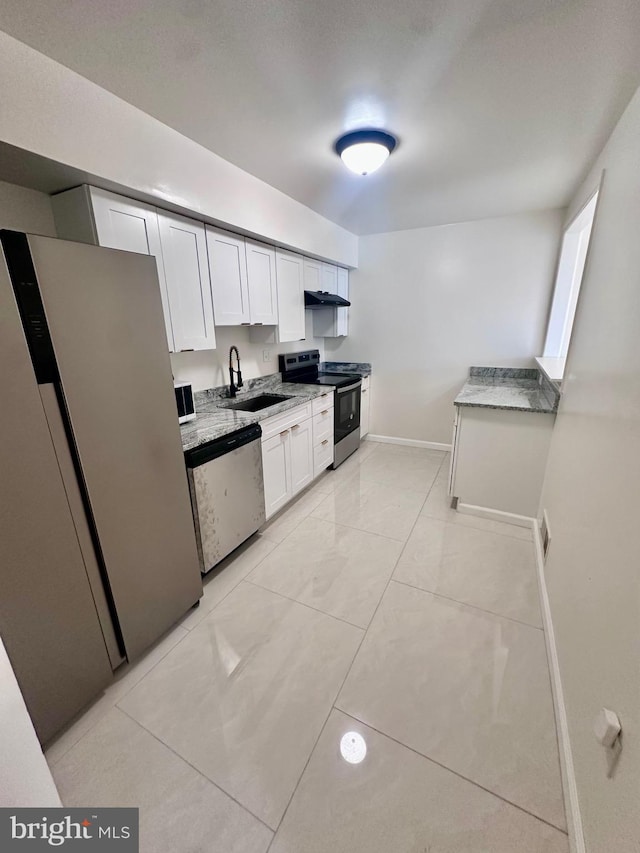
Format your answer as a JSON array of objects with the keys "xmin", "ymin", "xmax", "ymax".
[
  {"xmin": 360, "ymin": 378, "xmax": 370, "ymax": 438},
  {"xmin": 276, "ymin": 249, "xmax": 305, "ymax": 342},
  {"xmin": 262, "ymin": 431, "xmax": 292, "ymax": 518},
  {"xmin": 206, "ymin": 226, "xmax": 250, "ymax": 325},
  {"xmin": 303, "ymin": 257, "xmax": 322, "ymax": 291},
  {"xmin": 321, "ymin": 262, "xmax": 338, "ymax": 293},
  {"xmin": 290, "ymin": 418, "xmax": 314, "ymax": 495},
  {"xmin": 246, "ymin": 239, "xmax": 278, "ymax": 325},
  {"xmin": 89, "ymin": 187, "xmax": 174, "ymax": 351},
  {"xmin": 158, "ymin": 211, "xmax": 216, "ymax": 351},
  {"xmin": 336, "ymin": 266, "xmax": 349, "ymax": 337}
]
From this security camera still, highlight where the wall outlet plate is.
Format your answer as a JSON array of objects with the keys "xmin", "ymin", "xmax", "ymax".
[{"xmin": 262, "ymin": 349, "xmax": 271, "ymax": 362}]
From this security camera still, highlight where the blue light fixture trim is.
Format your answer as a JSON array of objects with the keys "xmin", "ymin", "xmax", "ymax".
[{"xmin": 334, "ymin": 129, "xmax": 397, "ymax": 157}]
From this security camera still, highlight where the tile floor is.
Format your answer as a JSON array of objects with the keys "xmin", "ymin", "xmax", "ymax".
[{"xmin": 47, "ymin": 441, "xmax": 568, "ymax": 852}]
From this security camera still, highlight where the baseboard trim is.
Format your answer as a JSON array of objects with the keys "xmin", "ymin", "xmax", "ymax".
[
  {"xmin": 456, "ymin": 501, "xmax": 534, "ymax": 530},
  {"xmin": 366, "ymin": 434, "xmax": 452, "ymax": 452},
  {"xmin": 532, "ymin": 519, "xmax": 585, "ymax": 853}
]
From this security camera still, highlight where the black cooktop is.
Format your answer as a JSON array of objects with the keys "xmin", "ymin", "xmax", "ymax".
[
  {"xmin": 279, "ymin": 350, "xmax": 361, "ymax": 389},
  {"xmin": 313, "ymin": 372, "xmax": 361, "ymax": 388}
]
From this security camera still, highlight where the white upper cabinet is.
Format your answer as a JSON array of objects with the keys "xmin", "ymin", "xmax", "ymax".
[
  {"xmin": 245, "ymin": 239, "xmax": 278, "ymax": 326},
  {"xmin": 275, "ymin": 249, "xmax": 305, "ymax": 342},
  {"xmin": 206, "ymin": 226, "xmax": 250, "ymax": 326},
  {"xmin": 321, "ymin": 262, "xmax": 338, "ymax": 293},
  {"xmin": 303, "ymin": 258, "xmax": 322, "ymax": 291},
  {"xmin": 53, "ymin": 184, "xmax": 348, "ymax": 348},
  {"xmin": 158, "ymin": 211, "xmax": 216, "ymax": 352},
  {"xmin": 311, "ymin": 263, "xmax": 350, "ymax": 338},
  {"xmin": 336, "ymin": 265, "xmax": 349, "ymax": 337},
  {"xmin": 86, "ymin": 188, "xmax": 175, "ymax": 351}
]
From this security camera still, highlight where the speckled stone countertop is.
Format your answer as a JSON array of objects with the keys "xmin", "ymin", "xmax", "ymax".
[
  {"xmin": 321, "ymin": 361, "xmax": 372, "ymax": 376},
  {"xmin": 180, "ymin": 374, "xmax": 335, "ymax": 452},
  {"xmin": 454, "ymin": 367, "xmax": 559, "ymax": 414}
]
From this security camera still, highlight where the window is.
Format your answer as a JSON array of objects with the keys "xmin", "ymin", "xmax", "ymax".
[{"xmin": 542, "ymin": 189, "xmax": 599, "ymax": 371}]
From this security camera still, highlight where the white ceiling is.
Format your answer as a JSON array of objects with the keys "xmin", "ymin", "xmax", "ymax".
[{"xmin": 1, "ymin": 0, "xmax": 640, "ymax": 235}]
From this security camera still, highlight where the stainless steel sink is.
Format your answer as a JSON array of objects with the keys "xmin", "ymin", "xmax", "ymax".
[{"xmin": 224, "ymin": 393, "xmax": 291, "ymax": 412}]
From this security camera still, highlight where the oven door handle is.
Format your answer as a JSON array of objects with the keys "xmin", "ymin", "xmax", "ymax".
[{"xmin": 335, "ymin": 381, "xmax": 362, "ymax": 394}]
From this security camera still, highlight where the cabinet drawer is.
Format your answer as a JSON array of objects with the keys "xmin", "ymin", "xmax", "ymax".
[
  {"xmin": 312, "ymin": 392, "xmax": 334, "ymax": 416},
  {"xmin": 261, "ymin": 402, "xmax": 312, "ymax": 442},
  {"xmin": 313, "ymin": 437, "xmax": 333, "ymax": 476},
  {"xmin": 313, "ymin": 409, "xmax": 334, "ymax": 445}
]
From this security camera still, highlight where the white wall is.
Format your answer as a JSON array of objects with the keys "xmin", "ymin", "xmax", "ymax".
[
  {"xmin": 538, "ymin": 86, "xmax": 640, "ymax": 853},
  {"xmin": 0, "ymin": 32, "xmax": 357, "ymax": 267},
  {"xmin": 171, "ymin": 313, "xmax": 325, "ymax": 391},
  {"xmin": 326, "ymin": 210, "xmax": 563, "ymax": 443},
  {"xmin": 0, "ymin": 637, "xmax": 60, "ymax": 807},
  {"xmin": 0, "ymin": 179, "xmax": 57, "ymax": 235}
]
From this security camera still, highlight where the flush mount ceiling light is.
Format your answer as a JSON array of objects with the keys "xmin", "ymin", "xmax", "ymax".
[{"xmin": 335, "ymin": 129, "xmax": 397, "ymax": 176}]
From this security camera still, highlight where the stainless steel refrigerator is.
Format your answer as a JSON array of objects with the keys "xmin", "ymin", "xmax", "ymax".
[{"xmin": 0, "ymin": 230, "xmax": 202, "ymax": 745}]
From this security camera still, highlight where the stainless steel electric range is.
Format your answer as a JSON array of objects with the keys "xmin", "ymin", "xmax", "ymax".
[{"xmin": 279, "ymin": 350, "xmax": 362, "ymax": 468}]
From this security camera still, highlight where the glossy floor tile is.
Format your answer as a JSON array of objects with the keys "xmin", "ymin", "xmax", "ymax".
[
  {"xmin": 310, "ymin": 440, "xmax": 380, "ymax": 495},
  {"xmin": 53, "ymin": 707, "xmax": 272, "ymax": 853},
  {"xmin": 337, "ymin": 581, "xmax": 565, "ymax": 830},
  {"xmin": 259, "ymin": 487, "xmax": 328, "ymax": 543},
  {"xmin": 118, "ymin": 581, "xmax": 362, "ymax": 829},
  {"xmin": 311, "ymin": 477, "xmax": 426, "ymax": 541},
  {"xmin": 181, "ymin": 534, "xmax": 277, "ymax": 630},
  {"xmin": 422, "ymin": 457, "xmax": 533, "ymax": 541},
  {"xmin": 353, "ymin": 443, "xmax": 444, "ymax": 494},
  {"xmin": 49, "ymin": 440, "xmax": 567, "ymax": 851},
  {"xmin": 248, "ymin": 516, "xmax": 403, "ymax": 628},
  {"xmin": 393, "ymin": 516, "xmax": 542, "ymax": 626},
  {"xmin": 45, "ymin": 623, "xmax": 189, "ymax": 766},
  {"xmin": 271, "ymin": 710, "xmax": 568, "ymax": 853}
]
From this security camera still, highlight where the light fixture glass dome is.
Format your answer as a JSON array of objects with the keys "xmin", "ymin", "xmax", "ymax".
[{"xmin": 335, "ymin": 130, "xmax": 397, "ymax": 176}]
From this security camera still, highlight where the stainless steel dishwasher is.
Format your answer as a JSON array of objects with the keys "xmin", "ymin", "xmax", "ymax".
[{"xmin": 185, "ymin": 423, "xmax": 266, "ymax": 573}]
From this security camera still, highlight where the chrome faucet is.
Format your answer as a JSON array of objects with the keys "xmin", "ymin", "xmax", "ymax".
[{"xmin": 229, "ymin": 346, "xmax": 243, "ymax": 397}]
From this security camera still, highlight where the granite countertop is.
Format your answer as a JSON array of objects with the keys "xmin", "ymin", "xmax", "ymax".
[
  {"xmin": 180, "ymin": 378, "xmax": 335, "ymax": 452},
  {"xmin": 454, "ymin": 367, "xmax": 559, "ymax": 415},
  {"xmin": 321, "ymin": 361, "xmax": 372, "ymax": 377}
]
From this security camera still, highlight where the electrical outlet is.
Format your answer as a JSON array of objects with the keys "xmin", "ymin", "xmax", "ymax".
[{"xmin": 262, "ymin": 349, "xmax": 271, "ymax": 363}]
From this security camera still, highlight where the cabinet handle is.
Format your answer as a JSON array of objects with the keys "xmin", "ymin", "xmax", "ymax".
[
  {"xmin": 291, "ymin": 424, "xmax": 300, "ymax": 430},
  {"xmin": 362, "ymin": 389, "xmax": 368, "ymax": 394},
  {"xmin": 321, "ymin": 409, "xmax": 329, "ymax": 415},
  {"xmin": 180, "ymin": 348, "xmax": 195, "ymax": 352},
  {"xmin": 253, "ymin": 322, "xmax": 263, "ymax": 326},
  {"xmin": 241, "ymin": 322, "xmax": 250, "ymax": 326},
  {"xmin": 321, "ymin": 439, "xmax": 329, "ymax": 445},
  {"xmin": 279, "ymin": 429, "xmax": 288, "ymax": 437}
]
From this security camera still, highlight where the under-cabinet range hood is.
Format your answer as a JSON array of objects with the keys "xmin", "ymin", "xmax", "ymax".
[{"xmin": 304, "ymin": 290, "xmax": 351, "ymax": 308}]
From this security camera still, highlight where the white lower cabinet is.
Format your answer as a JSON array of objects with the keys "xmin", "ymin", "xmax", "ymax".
[
  {"xmin": 360, "ymin": 375, "xmax": 371, "ymax": 438},
  {"xmin": 313, "ymin": 438, "xmax": 333, "ymax": 475},
  {"xmin": 262, "ymin": 431, "xmax": 292, "ymax": 518},
  {"xmin": 261, "ymin": 402, "xmax": 313, "ymax": 519},
  {"xmin": 449, "ymin": 405, "xmax": 556, "ymax": 517},
  {"xmin": 261, "ymin": 398, "xmax": 333, "ymax": 519},
  {"xmin": 289, "ymin": 420, "xmax": 314, "ymax": 493},
  {"xmin": 312, "ymin": 398, "xmax": 334, "ymax": 478}
]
